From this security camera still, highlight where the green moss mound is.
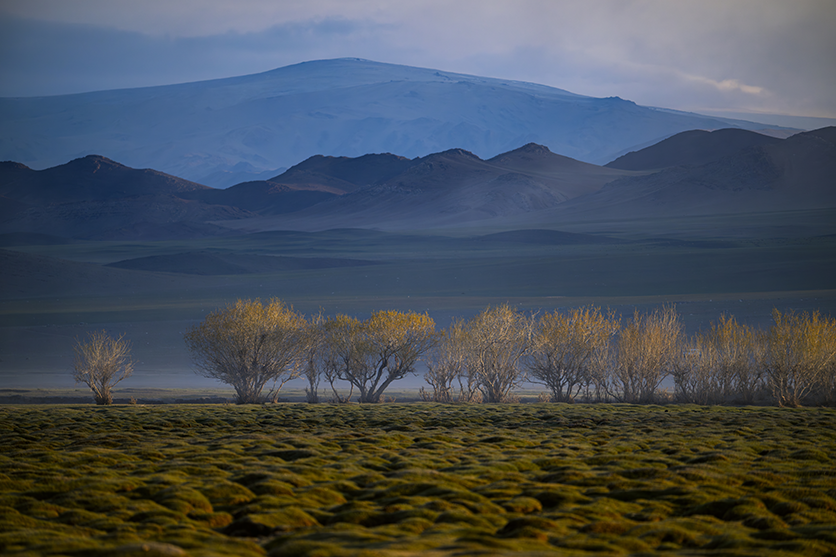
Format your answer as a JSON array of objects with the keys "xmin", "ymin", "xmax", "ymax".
[{"xmin": 0, "ymin": 404, "xmax": 834, "ymax": 556}]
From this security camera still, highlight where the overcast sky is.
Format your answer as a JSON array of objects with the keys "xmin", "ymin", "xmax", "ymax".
[{"xmin": 1, "ymin": 0, "xmax": 835, "ymax": 123}]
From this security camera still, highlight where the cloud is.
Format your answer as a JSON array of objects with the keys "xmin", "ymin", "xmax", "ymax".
[
  {"xmin": 0, "ymin": 15, "xmax": 398, "ymax": 95},
  {"xmin": 1, "ymin": 0, "xmax": 834, "ymax": 118}
]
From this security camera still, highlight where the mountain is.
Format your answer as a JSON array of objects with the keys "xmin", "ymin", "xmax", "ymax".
[
  {"xmin": 0, "ymin": 155, "xmax": 208, "ymax": 205},
  {"xmin": 0, "ymin": 143, "xmax": 638, "ymax": 237},
  {"xmin": 606, "ymin": 128, "xmax": 783, "ymax": 171},
  {"xmin": 2, "ymin": 128, "xmax": 833, "ymax": 239},
  {"xmin": 0, "ymin": 58, "xmax": 782, "ymax": 187},
  {"xmin": 197, "ymin": 152, "xmax": 416, "ymax": 214},
  {"xmin": 238, "ymin": 143, "xmax": 637, "ymax": 231},
  {"xmin": 547, "ymin": 127, "xmax": 836, "ymax": 221},
  {"xmin": 0, "ymin": 155, "xmax": 254, "ymax": 240}
]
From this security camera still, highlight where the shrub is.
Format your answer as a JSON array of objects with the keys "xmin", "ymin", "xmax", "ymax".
[{"xmin": 72, "ymin": 330, "xmax": 133, "ymax": 405}]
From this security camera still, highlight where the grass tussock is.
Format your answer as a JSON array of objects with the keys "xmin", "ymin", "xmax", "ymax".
[{"xmin": 0, "ymin": 403, "xmax": 834, "ymax": 556}]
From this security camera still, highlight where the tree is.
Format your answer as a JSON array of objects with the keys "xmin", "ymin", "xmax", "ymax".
[
  {"xmin": 466, "ymin": 304, "xmax": 533, "ymax": 403},
  {"xmin": 673, "ymin": 332, "xmax": 720, "ymax": 405},
  {"xmin": 72, "ymin": 330, "xmax": 133, "ymax": 405},
  {"xmin": 319, "ymin": 315, "xmax": 359, "ymax": 403},
  {"xmin": 301, "ymin": 313, "xmax": 327, "ymax": 404},
  {"xmin": 329, "ymin": 310, "xmax": 438, "ymax": 403},
  {"xmin": 526, "ymin": 306, "xmax": 619, "ymax": 402},
  {"xmin": 608, "ymin": 306, "xmax": 681, "ymax": 404},
  {"xmin": 184, "ymin": 299, "xmax": 308, "ymax": 404},
  {"xmin": 765, "ymin": 309, "xmax": 836, "ymax": 407},
  {"xmin": 422, "ymin": 318, "xmax": 472, "ymax": 402},
  {"xmin": 713, "ymin": 315, "xmax": 766, "ymax": 404}
]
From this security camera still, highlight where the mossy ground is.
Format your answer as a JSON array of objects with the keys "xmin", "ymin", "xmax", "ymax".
[{"xmin": 1, "ymin": 404, "xmax": 835, "ymax": 556}]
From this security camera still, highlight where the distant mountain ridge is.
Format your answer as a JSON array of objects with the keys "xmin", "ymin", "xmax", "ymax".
[
  {"xmin": 0, "ymin": 155, "xmax": 253, "ymax": 240},
  {"xmin": 605, "ymin": 128, "xmax": 783, "ymax": 171},
  {"xmin": 0, "ymin": 58, "xmax": 785, "ymax": 187},
  {"xmin": 546, "ymin": 127, "xmax": 836, "ymax": 223},
  {"xmin": 1, "ymin": 127, "xmax": 833, "ymax": 239}
]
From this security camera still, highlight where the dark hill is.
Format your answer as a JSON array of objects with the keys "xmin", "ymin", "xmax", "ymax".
[
  {"xmin": 489, "ymin": 143, "xmax": 601, "ymax": 172},
  {"xmin": 797, "ymin": 126, "xmax": 836, "ymax": 146},
  {"xmin": 605, "ymin": 128, "xmax": 781, "ymax": 171},
  {"xmin": 0, "ymin": 248, "xmax": 200, "ymax": 299},
  {"xmin": 0, "ymin": 155, "xmax": 211, "ymax": 206},
  {"xmin": 0, "ymin": 232, "xmax": 77, "ymax": 247},
  {"xmin": 253, "ymin": 144, "xmax": 639, "ymax": 231},
  {"xmin": 198, "ymin": 181, "xmax": 337, "ymax": 214},
  {"xmin": 106, "ymin": 251, "xmax": 376, "ymax": 275},
  {"xmin": 0, "ymin": 156, "xmax": 253, "ymax": 240},
  {"xmin": 553, "ymin": 126, "xmax": 836, "ymax": 220},
  {"xmin": 476, "ymin": 229, "xmax": 623, "ymax": 245},
  {"xmin": 269, "ymin": 153, "xmax": 416, "ymax": 192},
  {"xmin": 193, "ymin": 152, "xmax": 417, "ymax": 215}
]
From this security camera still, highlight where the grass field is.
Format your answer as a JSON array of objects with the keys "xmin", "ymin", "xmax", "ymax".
[{"xmin": 1, "ymin": 404, "xmax": 835, "ymax": 556}]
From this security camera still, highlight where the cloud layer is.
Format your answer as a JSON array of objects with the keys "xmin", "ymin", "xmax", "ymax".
[{"xmin": 1, "ymin": 0, "xmax": 834, "ymax": 119}]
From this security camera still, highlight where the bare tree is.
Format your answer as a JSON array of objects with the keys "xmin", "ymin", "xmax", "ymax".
[
  {"xmin": 466, "ymin": 304, "xmax": 533, "ymax": 403},
  {"xmin": 184, "ymin": 299, "xmax": 308, "ymax": 404},
  {"xmin": 302, "ymin": 314, "xmax": 327, "ymax": 404},
  {"xmin": 319, "ymin": 315, "xmax": 359, "ymax": 403},
  {"xmin": 526, "ymin": 306, "xmax": 619, "ymax": 402},
  {"xmin": 766, "ymin": 309, "xmax": 836, "ymax": 407},
  {"xmin": 608, "ymin": 306, "xmax": 681, "ymax": 404},
  {"xmin": 422, "ymin": 318, "xmax": 469, "ymax": 402},
  {"xmin": 711, "ymin": 314, "xmax": 766, "ymax": 404},
  {"xmin": 673, "ymin": 333, "xmax": 720, "ymax": 405},
  {"xmin": 330, "ymin": 311, "xmax": 438, "ymax": 403},
  {"xmin": 72, "ymin": 330, "xmax": 133, "ymax": 405},
  {"xmin": 673, "ymin": 315, "xmax": 767, "ymax": 406}
]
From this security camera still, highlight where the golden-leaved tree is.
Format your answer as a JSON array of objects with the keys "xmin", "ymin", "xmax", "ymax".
[
  {"xmin": 526, "ymin": 307, "xmax": 619, "ymax": 402},
  {"xmin": 328, "ymin": 310, "xmax": 438, "ymax": 403},
  {"xmin": 674, "ymin": 314, "xmax": 765, "ymax": 405},
  {"xmin": 606, "ymin": 305, "xmax": 681, "ymax": 404},
  {"xmin": 766, "ymin": 309, "xmax": 836, "ymax": 407},
  {"xmin": 184, "ymin": 299, "xmax": 309, "ymax": 404}
]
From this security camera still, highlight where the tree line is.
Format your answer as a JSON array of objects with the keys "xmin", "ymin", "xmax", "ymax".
[{"xmin": 73, "ymin": 299, "xmax": 836, "ymax": 407}]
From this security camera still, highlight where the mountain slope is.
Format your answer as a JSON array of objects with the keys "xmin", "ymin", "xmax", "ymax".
[
  {"xmin": 223, "ymin": 144, "xmax": 638, "ymax": 231},
  {"xmin": 0, "ymin": 58, "xmax": 778, "ymax": 186},
  {"xmin": 605, "ymin": 128, "xmax": 782, "ymax": 170},
  {"xmin": 0, "ymin": 155, "xmax": 253, "ymax": 240},
  {"xmin": 0, "ymin": 155, "xmax": 210, "ymax": 206},
  {"xmin": 550, "ymin": 127, "xmax": 836, "ymax": 220}
]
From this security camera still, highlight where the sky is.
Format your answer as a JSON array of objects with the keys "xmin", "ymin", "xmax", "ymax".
[{"xmin": 1, "ymin": 0, "xmax": 835, "ymax": 125}]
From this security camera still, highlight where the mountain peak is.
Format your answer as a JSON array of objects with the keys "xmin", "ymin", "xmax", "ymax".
[
  {"xmin": 64, "ymin": 154, "xmax": 127, "ymax": 173},
  {"xmin": 517, "ymin": 143, "xmax": 554, "ymax": 155},
  {"xmin": 433, "ymin": 148, "xmax": 481, "ymax": 159},
  {"xmin": 605, "ymin": 128, "xmax": 781, "ymax": 170},
  {"xmin": 0, "ymin": 161, "xmax": 31, "ymax": 171}
]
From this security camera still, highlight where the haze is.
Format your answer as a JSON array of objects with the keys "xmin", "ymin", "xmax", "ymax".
[{"xmin": 2, "ymin": 0, "xmax": 836, "ymax": 129}]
